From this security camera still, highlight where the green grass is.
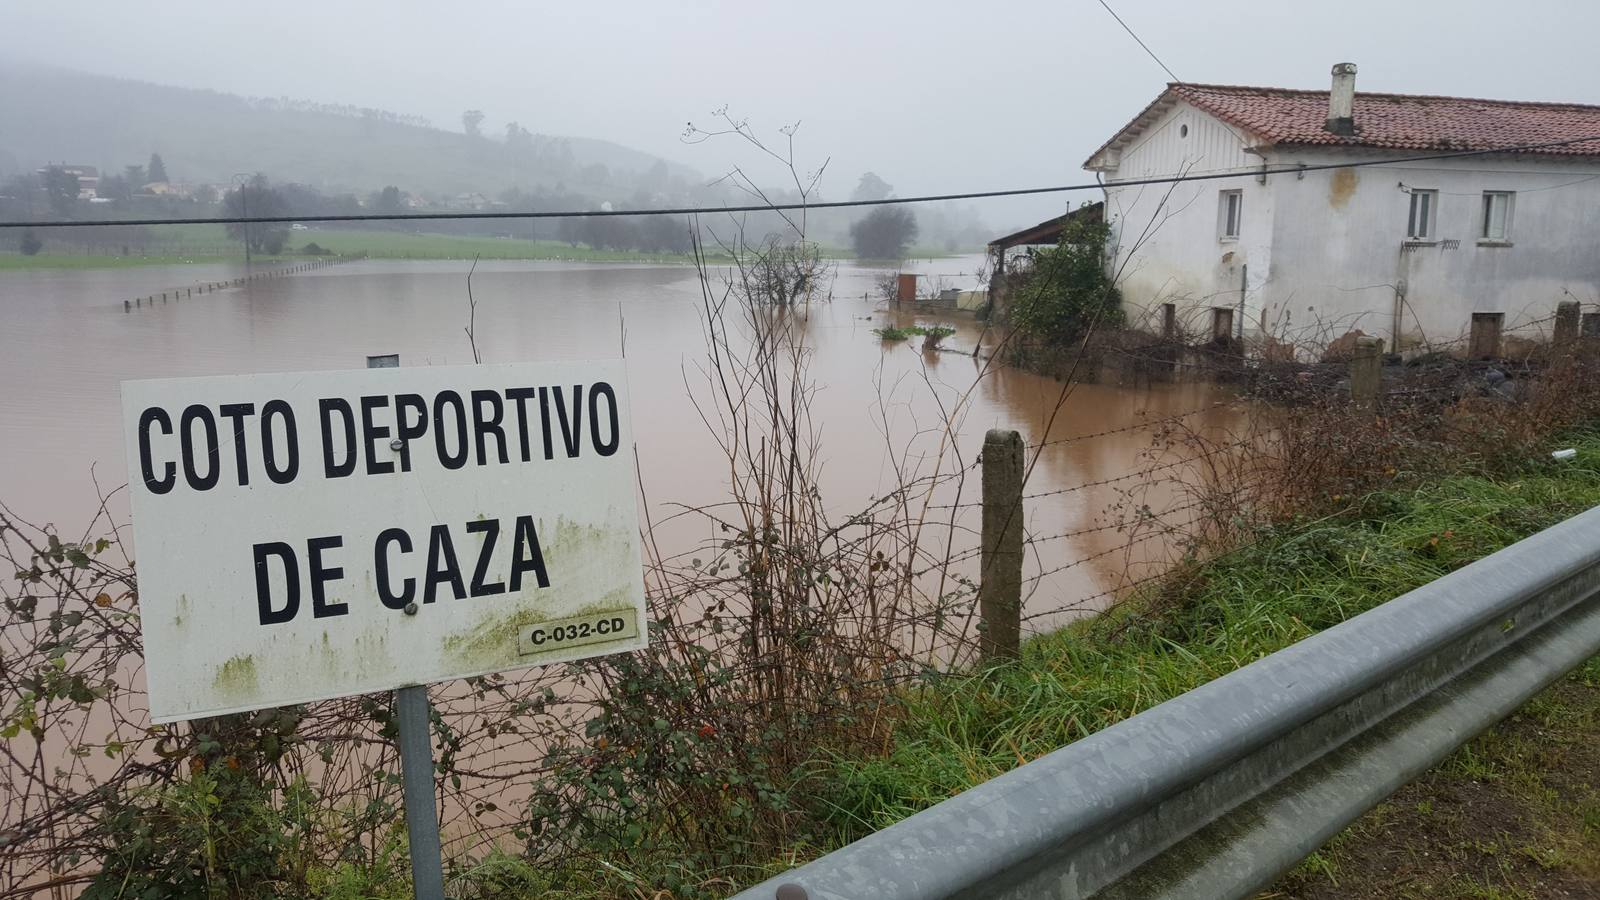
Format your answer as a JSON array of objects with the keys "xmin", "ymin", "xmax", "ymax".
[
  {"xmin": 5, "ymin": 224, "xmax": 973, "ymax": 270},
  {"xmin": 873, "ymin": 324, "xmax": 957, "ymax": 343},
  {"xmin": 0, "ymin": 253, "xmax": 243, "ymax": 270},
  {"xmin": 2, "ymin": 224, "xmax": 712, "ymax": 268},
  {"xmin": 271, "ymin": 228, "xmax": 701, "ymax": 262},
  {"xmin": 814, "ymin": 429, "xmax": 1600, "ymax": 841}
]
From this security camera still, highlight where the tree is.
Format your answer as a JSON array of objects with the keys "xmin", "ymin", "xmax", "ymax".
[
  {"xmin": 223, "ymin": 174, "xmax": 289, "ymax": 255},
  {"xmin": 40, "ymin": 167, "xmax": 79, "ymax": 218},
  {"xmin": 147, "ymin": 153, "xmax": 168, "ymax": 184},
  {"xmin": 371, "ymin": 185, "xmax": 405, "ymax": 214},
  {"xmin": 462, "ymin": 110, "xmax": 485, "ymax": 137},
  {"xmin": 505, "ymin": 122, "xmax": 533, "ymax": 149},
  {"xmin": 850, "ymin": 172, "xmax": 894, "ymax": 203},
  {"xmin": 849, "ymin": 205, "xmax": 918, "ymax": 260},
  {"xmin": 18, "ymin": 229, "xmax": 42, "ymax": 255},
  {"xmin": 123, "ymin": 165, "xmax": 146, "ymax": 188},
  {"xmin": 97, "ymin": 173, "xmax": 133, "ymax": 203}
]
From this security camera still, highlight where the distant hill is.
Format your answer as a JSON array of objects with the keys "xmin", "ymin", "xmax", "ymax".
[{"xmin": 0, "ymin": 61, "xmax": 702, "ymax": 201}]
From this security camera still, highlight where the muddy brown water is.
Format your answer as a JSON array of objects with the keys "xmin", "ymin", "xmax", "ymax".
[
  {"xmin": 1, "ymin": 256, "xmax": 1247, "ymax": 872},
  {"xmin": 0, "ymin": 255, "xmax": 1241, "ymax": 631}
]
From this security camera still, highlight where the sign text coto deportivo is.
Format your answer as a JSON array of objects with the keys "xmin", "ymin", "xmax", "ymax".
[{"xmin": 121, "ymin": 361, "xmax": 646, "ymax": 723}]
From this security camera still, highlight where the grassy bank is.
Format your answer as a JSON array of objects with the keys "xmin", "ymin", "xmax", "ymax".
[
  {"xmin": 4, "ymin": 224, "xmax": 971, "ymax": 270},
  {"xmin": 1, "ymin": 224, "xmax": 709, "ymax": 269},
  {"xmin": 430, "ymin": 427, "xmax": 1600, "ymax": 898},
  {"xmin": 807, "ymin": 429, "xmax": 1600, "ymax": 886},
  {"xmin": 0, "ymin": 251, "xmax": 298, "ymax": 270}
]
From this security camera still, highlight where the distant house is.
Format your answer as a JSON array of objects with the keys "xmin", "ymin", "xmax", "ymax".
[
  {"xmin": 1082, "ymin": 64, "xmax": 1600, "ymax": 354},
  {"xmin": 36, "ymin": 164, "xmax": 100, "ymax": 200}
]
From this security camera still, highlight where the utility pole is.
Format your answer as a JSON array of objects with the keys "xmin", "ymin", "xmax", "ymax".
[{"xmin": 232, "ymin": 173, "xmax": 253, "ymax": 271}]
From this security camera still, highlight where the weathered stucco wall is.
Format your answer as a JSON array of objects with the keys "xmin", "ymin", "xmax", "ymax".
[
  {"xmin": 1261, "ymin": 148, "xmax": 1600, "ymax": 352},
  {"xmin": 1101, "ymin": 100, "xmax": 1273, "ymax": 340},
  {"xmin": 1098, "ymin": 101, "xmax": 1600, "ymax": 355}
]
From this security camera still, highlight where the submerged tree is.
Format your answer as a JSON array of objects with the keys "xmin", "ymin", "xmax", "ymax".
[
  {"xmin": 849, "ymin": 205, "xmax": 918, "ymax": 260},
  {"xmin": 223, "ymin": 175, "xmax": 289, "ymax": 255}
]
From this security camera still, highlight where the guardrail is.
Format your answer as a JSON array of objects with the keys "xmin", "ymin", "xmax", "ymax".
[{"xmin": 734, "ymin": 504, "xmax": 1600, "ymax": 900}]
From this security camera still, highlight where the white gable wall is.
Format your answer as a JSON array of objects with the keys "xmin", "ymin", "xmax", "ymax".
[
  {"xmin": 1263, "ymin": 148, "xmax": 1600, "ymax": 351},
  {"xmin": 1101, "ymin": 101, "xmax": 1273, "ymax": 339}
]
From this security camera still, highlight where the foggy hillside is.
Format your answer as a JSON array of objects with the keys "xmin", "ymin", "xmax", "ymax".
[{"xmin": 0, "ymin": 61, "xmax": 703, "ymax": 201}]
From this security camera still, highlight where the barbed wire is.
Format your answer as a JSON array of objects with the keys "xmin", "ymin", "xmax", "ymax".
[
  {"xmin": 1022, "ymin": 497, "xmax": 1207, "ymax": 546},
  {"xmin": 1026, "ymin": 399, "xmax": 1241, "ymax": 450}
]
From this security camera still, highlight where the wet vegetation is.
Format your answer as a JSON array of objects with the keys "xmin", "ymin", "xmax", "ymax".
[{"xmin": 7, "ymin": 112, "xmax": 1600, "ymax": 895}]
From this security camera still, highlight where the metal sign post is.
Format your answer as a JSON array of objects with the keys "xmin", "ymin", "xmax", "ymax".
[
  {"xmin": 395, "ymin": 685, "xmax": 445, "ymax": 899},
  {"xmin": 367, "ymin": 352, "xmax": 445, "ymax": 900}
]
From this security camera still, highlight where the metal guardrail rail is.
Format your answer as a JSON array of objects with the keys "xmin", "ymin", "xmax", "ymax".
[{"xmin": 734, "ymin": 505, "xmax": 1600, "ymax": 900}]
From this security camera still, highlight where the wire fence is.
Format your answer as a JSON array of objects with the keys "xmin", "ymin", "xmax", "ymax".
[{"xmin": 5, "ymin": 287, "xmax": 1599, "ymax": 894}]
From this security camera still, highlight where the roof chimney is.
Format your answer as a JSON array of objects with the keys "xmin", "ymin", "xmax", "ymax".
[{"xmin": 1325, "ymin": 62, "xmax": 1357, "ymax": 136}]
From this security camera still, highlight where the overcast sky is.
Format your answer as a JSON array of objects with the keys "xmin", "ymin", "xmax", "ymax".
[{"xmin": 11, "ymin": 0, "xmax": 1600, "ymax": 226}]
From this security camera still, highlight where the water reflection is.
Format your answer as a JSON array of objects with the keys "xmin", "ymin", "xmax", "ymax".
[{"xmin": 0, "ymin": 256, "xmax": 1242, "ymax": 624}]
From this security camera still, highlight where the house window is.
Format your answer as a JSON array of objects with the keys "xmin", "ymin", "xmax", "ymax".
[
  {"xmin": 1406, "ymin": 189, "xmax": 1437, "ymax": 240},
  {"xmin": 1219, "ymin": 190, "xmax": 1242, "ymax": 240},
  {"xmin": 1481, "ymin": 191, "xmax": 1514, "ymax": 241}
]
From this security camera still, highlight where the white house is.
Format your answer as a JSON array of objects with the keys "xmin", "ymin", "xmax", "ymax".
[{"xmin": 1084, "ymin": 64, "xmax": 1600, "ymax": 355}]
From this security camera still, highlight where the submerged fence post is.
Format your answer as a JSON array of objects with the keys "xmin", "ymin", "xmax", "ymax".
[
  {"xmin": 1350, "ymin": 336, "xmax": 1384, "ymax": 409},
  {"xmin": 980, "ymin": 429, "xmax": 1024, "ymax": 661}
]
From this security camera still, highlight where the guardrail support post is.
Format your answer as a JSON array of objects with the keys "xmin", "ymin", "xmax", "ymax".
[
  {"xmin": 980, "ymin": 429, "xmax": 1024, "ymax": 661},
  {"xmin": 1350, "ymin": 336, "xmax": 1383, "ymax": 409}
]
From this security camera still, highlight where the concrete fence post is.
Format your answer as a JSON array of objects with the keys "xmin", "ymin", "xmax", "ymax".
[
  {"xmin": 1555, "ymin": 301, "xmax": 1581, "ymax": 347},
  {"xmin": 1469, "ymin": 313, "xmax": 1504, "ymax": 360},
  {"xmin": 980, "ymin": 429, "xmax": 1025, "ymax": 662},
  {"xmin": 1350, "ymin": 336, "xmax": 1384, "ymax": 409}
]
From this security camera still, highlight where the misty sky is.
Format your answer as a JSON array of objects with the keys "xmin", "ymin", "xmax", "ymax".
[{"xmin": 11, "ymin": 0, "xmax": 1600, "ymax": 227}]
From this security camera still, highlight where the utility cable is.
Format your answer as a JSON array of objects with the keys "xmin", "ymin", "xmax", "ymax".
[{"xmin": 8, "ymin": 135, "xmax": 1600, "ymax": 230}]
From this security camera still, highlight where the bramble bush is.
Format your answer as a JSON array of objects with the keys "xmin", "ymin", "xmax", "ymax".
[{"xmin": 1006, "ymin": 211, "xmax": 1123, "ymax": 343}]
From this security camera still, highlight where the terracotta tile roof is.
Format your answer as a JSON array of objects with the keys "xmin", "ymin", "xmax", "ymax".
[{"xmin": 1086, "ymin": 83, "xmax": 1600, "ymax": 168}]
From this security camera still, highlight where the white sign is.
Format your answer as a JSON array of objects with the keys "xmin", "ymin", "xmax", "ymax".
[{"xmin": 121, "ymin": 361, "xmax": 646, "ymax": 723}]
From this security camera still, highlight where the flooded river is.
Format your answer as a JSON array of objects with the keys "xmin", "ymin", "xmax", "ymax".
[
  {"xmin": 0, "ymin": 255, "xmax": 1239, "ymax": 628},
  {"xmin": 0, "ymin": 253, "xmax": 1251, "ymax": 872}
]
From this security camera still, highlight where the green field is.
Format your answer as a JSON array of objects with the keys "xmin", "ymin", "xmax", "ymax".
[
  {"xmin": 1, "ymin": 224, "xmax": 715, "ymax": 269},
  {"xmin": 0, "ymin": 253, "xmax": 278, "ymax": 271},
  {"xmin": 2, "ymin": 224, "xmax": 969, "ymax": 270}
]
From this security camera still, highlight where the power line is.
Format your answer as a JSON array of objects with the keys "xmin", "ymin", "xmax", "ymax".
[
  {"xmin": 1096, "ymin": 0, "xmax": 1180, "ymax": 83},
  {"xmin": 7, "ymin": 135, "xmax": 1600, "ymax": 230}
]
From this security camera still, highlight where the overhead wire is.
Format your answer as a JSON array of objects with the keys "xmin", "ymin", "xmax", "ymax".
[
  {"xmin": 1095, "ymin": 0, "xmax": 1180, "ymax": 83},
  {"xmin": 8, "ymin": 135, "xmax": 1600, "ymax": 230}
]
